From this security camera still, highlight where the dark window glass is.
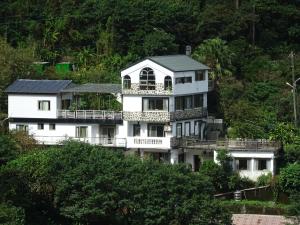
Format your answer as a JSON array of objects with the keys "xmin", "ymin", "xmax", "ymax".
[
  {"xmin": 258, "ymin": 159, "xmax": 267, "ymax": 170},
  {"xmin": 194, "ymin": 94, "xmax": 204, "ymax": 108},
  {"xmin": 123, "ymin": 75, "xmax": 131, "ymax": 89},
  {"xmin": 175, "ymin": 97, "xmax": 184, "ymax": 110},
  {"xmin": 143, "ymin": 98, "xmax": 168, "ymax": 111},
  {"xmin": 237, "ymin": 159, "xmax": 249, "ymax": 170},
  {"xmin": 49, "ymin": 123, "xmax": 56, "ymax": 130},
  {"xmin": 148, "ymin": 124, "xmax": 164, "ymax": 137},
  {"xmin": 164, "ymin": 76, "xmax": 172, "ymax": 90},
  {"xmin": 176, "ymin": 123, "xmax": 182, "ymax": 137},
  {"xmin": 38, "ymin": 123, "xmax": 44, "ymax": 130},
  {"xmin": 175, "ymin": 77, "xmax": 192, "ymax": 84},
  {"xmin": 184, "ymin": 96, "xmax": 193, "ymax": 109},
  {"xmin": 133, "ymin": 124, "xmax": 140, "ymax": 136},
  {"xmin": 195, "ymin": 70, "xmax": 205, "ymax": 81}
]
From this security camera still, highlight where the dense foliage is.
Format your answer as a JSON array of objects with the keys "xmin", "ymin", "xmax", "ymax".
[{"xmin": 0, "ymin": 140, "xmax": 231, "ymax": 225}]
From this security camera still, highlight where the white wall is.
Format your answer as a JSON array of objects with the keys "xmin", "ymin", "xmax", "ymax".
[
  {"xmin": 8, "ymin": 94, "xmax": 59, "ymax": 118},
  {"xmin": 122, "ymin": 96, "xmax": 142, "ymax": 112}
]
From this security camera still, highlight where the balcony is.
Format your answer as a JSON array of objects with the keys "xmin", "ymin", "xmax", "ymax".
[
  {"xmin": 57, "ymin": 110, "xmax": 122, "ymax": 121},
  {"xmin": 123, "ymin": 111, "xmax": 170, "ymax": 122},
  {"xmin": 127, "ymin": 137, "xmax": 171, "ymax": 149},
  {"xmin": 122, "ymin": 83, "xmax": 172, "ymax": 96},
  {"xmin": 33, "ymin": 136, "xmax": 126, "ymax": 147}
]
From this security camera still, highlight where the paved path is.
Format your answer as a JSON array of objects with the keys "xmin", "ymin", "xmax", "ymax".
[{"xmin": 232, "ymin": 214, "xmax": 291, "ymax": 225}]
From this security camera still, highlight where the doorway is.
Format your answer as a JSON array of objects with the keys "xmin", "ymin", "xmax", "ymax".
[{"xmin": 101, "ymin": 126, "xmax": 115, "ymax": 145}]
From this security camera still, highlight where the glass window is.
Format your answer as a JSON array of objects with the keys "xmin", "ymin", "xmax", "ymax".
[
  {"xmin": 61, "ymin": 99, "xmax": 71, "ymax": 109},
  {"xmin": 236, "ymin": 158, "xmax": 250, "ymax": 170},
  {"xmin": 133, "ymin": 124, "xmax": 140, "ymax": 136},
  {"xmin": 49, "ymin": 124, "xmax": 56, "ymax": 130},
  {"xmin": 38, "ymin": 100, "xmax": 50, "ymax": 111},
  {"xmin": 16, "ymin": 124, "xmax": 28, "ymax": 132},
  {"xmin": 76, "ymin": 126, "xmax": 88, "ymax": 138},
  {"xmin": 164, "ymin": 76, "xmax": 172, "ymax": 90},
  {"xmin": 38, "ymin": 123, "xmax": 44, "ymax": 130},
  {"xmin": 194, "ymin": 94, "xmax": 204, "ymax": 108},
  {"xmin": 148, "ymin": 124, "xmax": 164, "ymax": 137},
  {"xmin": 175, "ymin": 77, "xmax": 192, "ymax": 84},
  {"xmin": 140, "ymin": 67, "xmax": 155, "ymax": 90},
  {"xmin": 123, "ymin": 75, "xmax": 131, "ymax": 89},
  {"xmin": 257, "ymin": 159, "xmax": 267, "ymax": 170},
  {"xmin": 143, "ymin": 98, "xmax": 168, "ymax": 111},
  {"xmin": 175, "ymin": 97, "xmax": 184, "ymax": 110},
  {"xmin": 195, "ymin": 70, "xmax": 205, "ymax": 81},
  {"xmin": 184, "ymin": 96, "xmax": 193, "ymax": 109},
  {"xmin": 184, "ymin": 122, "xmax": 191, "ymax": 136},
  {"xmin": 176, "ymin": 123, "xmax": 182, "ymax": 137}
]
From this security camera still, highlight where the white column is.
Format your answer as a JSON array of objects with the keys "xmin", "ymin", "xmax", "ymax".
[
  {"xmin": 270, "ymin": 158, "xmax": 274, "ymax": 176},
  {"xmin": 170, "ymin": 149, "xmax": 179, "ymax": 164},
  {"xmin": 251, "ymin": 158, "xmax": 255, "ymax": 176}
]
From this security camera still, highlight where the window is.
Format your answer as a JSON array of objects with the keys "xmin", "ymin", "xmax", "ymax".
[
  {"xmin": 176, "ymin": 123, "xmax": 182, "ymax": 137},
  {"xmin": 164, "ymin": 76, "xmax": 172, "ymax": 90},
  {"xmin": 123, "ymin": 75, "xmax": 131, "ymax": 89},
  {"xmin": 61, "ymin": 99, "xmax": 71, "ymax": 110},
  {"xmin": 175, "ymin": 97, "xmax": 184, "ymax": 110},
  {"xmin": 38, "ymin": 123, "xmax": 44, "ymax": 130},
  {"xmin": 16, "ymin": 124, "xmax": 28, "ymax": 132},
  {"xmin": 257, "ymin": 159, "xmax": 267, "ymax": 170},
  {"xmin": 236, "ymin": 158, "xmax": 250, "ymax": 170},
  {"xmin": 38, "ymin": 100, "xmax": 50, "ymax": 111},
  {"xmin": 49, "ymin": 123, "xmax": 56, "ymax": 130},
  {"xmin": 175, "ymin": 77, "xmax": 192, "ymax": 84},
  {"xmin": 148, "ymin": 124, "xmax": 164, "ymax": 137},
  {"xmin": 184, "ymin": 96, "xmax": 193, "ymax": 109},
  {"xmin": 76, "ymin": 126, "xmax": 88, "ymax": 138},
  {"xmin": 184, "ymin": 122, "xmax": 191, "ymax": 136},
  {"xmin": 140, "ymin": 67, "xmax": 155, "ymax": 90},
  {"xmin": 195, "ymin": 70, "xmax": 205, "ymax": 81},
  {"xmin": 133, "ymin": 124, "xmax": 140, "ymax": 136},
  {"xmin": 143, "ymin": 98, "xmax": 168, "ymax": 111},
  {"xmin": 194, "ymin": 94, "xmax": 204, "ymax": 108}
]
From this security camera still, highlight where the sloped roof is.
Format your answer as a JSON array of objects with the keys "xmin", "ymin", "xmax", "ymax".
[
  {"xmin": 61, "ymin": 83, "xmax": 121, "ymax": 94},
  {"xmin": 5, "ymin": 79, "xmax": 72, "ymax": 94},
  {"xmin": 147, "ymin": 55, "xmax": 210, "ymax": 72}
]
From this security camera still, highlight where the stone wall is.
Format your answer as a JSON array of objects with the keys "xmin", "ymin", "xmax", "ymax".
[
  {"xmin": 123, "ymin": 111, "xmax": 171, "ymax": 122},
  {"xmin": 122, "ymin": 83, "xmax": 172, "ymax": 95},
  {"xmin": 170, "ymin": 107, "xmax": 208, "ymax": 121}
]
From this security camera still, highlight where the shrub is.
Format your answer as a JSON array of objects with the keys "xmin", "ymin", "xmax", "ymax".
[{"xmin": 256, "ymin": 173, "xmax": 273, "ymax": 187}]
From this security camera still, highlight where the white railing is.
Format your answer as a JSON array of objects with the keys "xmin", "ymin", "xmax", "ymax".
[
  {"xmin": 57, "ymin": 110, "xmax": 122, "ymax": 120},
  {"xmin": 33, "ymin": 136, "xmax": 126, "ymax": 147},
  {"xmin": 127, "ymin": 137, "xmax": 171, "ymax": 149},
  {"xmin": 217, "ymin": 139, "xmax": 281, "ymax": 151}
]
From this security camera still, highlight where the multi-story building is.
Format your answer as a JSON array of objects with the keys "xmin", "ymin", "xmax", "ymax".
[{"xmin": 5, "ymin": 54, "xmax": 279, "ymax": 179}]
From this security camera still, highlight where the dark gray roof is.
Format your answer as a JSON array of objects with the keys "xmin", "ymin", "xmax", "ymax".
[
  {"xmin": 147, "ymin": 55, "xmax": 210, "ymax": 72},
  {"xmin": 61, "ymin": 83, "xmax": 121, "ymax": 94},
  {"xmin": 5, "ymin": 79, "xmax": 72, "ymax": 94}
]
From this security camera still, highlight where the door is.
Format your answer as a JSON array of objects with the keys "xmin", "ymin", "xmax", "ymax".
[
  {"xmin": 101, "ymin": 126, "xmax": 115, "ymax": 144},
  {"xmin": 193, "ymin": 155, "xmax": 201, "ymax": 171}
]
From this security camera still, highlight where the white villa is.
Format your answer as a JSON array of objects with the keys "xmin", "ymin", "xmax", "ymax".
[{"xmin": 5, "ymin": 55, "xmax": 280, "ymax": 180}]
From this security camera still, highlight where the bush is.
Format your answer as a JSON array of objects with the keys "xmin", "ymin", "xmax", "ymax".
[
  {"xmin": 256, "ymin": 173, "xmax": 273, "ymax": 187},
  {"xmin": 279, "ymin": 163, "xmax": 300, "ymax": 195},
  {"xmin": 284, "ymin": 143, "xmax": 300, "ymax": 163},
  {"xmin": 0, "ymin": 135, "xmax": 20, "ymax": 165},
  {"xmin": 0, "ymin": 203, "xmax": 25, "ymax": 225}
]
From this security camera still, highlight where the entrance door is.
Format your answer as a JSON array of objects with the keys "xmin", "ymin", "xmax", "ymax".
[{"xmin": 101, "ymin": 126, "xmax": 115, "ymax": 145}]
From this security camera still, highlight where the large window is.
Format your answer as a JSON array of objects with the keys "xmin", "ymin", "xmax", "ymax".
[
  {"xmin": 143, "ymin": 98, "xmax": 168, "ymax": 111},
  {"xmin": 38, "ymin": 123, "xmax": 44, "ymax": 130},
  {"xmin": 38, "ymin": 100, "xmax": 50, "ymax": 111},
  {"xmin": 175, "ymin": 94, "xmax": 204, "ymax": 111},
  {"xmin": 49, "ymin": 123, "xmax": 56, "ymax": 130},
  {"xmin": 176, "ymin": 123, "xmax": 182, "ymax": 137},
  {"xmin": 164, "ymin": 76, "xmax": 172, "ymax": 90},
  {"xmin": 195, "ymin": 70, "xmax": 205, "ymax": 81},
  {"xmin": 123, "ymin": 75, "xmax": 131, "ymax": 89},
  {"xmin": 175, "ymin": 77, "xmax": 192, "ymax": 84},
  {"xmin": 16, "ymin": 124, "xmax": 28, "ymax": 132},
  {"xmin": 256, "ymin": 159, "xmax": 270, "ymax": 171},
  {"xmin": 76, "ymin": 126, "xmax": 88, "ymax": 138},
  {"xmin": 148, "ymin": 124, "xmax": 164, "ymax": 137},
  {"xmin": 140, "ymin": 67, "xmax": 155, "ymax": 90},
  {"xmin": 236, "ymin": 158, "xmax": 250, "ymax": 170}
]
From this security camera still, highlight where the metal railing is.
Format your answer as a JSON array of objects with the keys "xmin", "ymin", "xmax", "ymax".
[
  {"xmin": 217, "ymin": 139, "xmax": 281, "ymax": 151},
  {"xmin": 33, "ymin": 135, "xmax": 126, "ymax": 147},
  {"xmin": 57, "ymin": 110, "xmax": 122, "ymax": 120}
]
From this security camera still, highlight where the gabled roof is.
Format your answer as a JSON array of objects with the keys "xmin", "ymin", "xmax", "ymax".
[
  {"xmin": 122, "ymin": 55, "xmax": 210, "ymax": 73},
  {"xmin": 148, "ymin": 55, "xmax": 210, "ymax": 72},
  {"xmin": 61, "ymin": 83, "xmax": 121, "ymax": 94},
  {"xmin": 5, "ymin": 79, "xmax": 72, "ymax": 94}
]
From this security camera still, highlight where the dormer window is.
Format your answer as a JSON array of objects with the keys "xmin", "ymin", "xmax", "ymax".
[
  {"xmin": 123, "ymin": 75, "xmax": 131, "ymax": 89},
  {"xmin": 140, "ymin": 67, "xmax": 155, "ymax": 90},
  {"xmin": 164, "ymin": 76, "xmax": 172, "ymax": 90}
]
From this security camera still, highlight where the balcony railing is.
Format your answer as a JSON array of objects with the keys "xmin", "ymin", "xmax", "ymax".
[
  {"xmin": 123, "ymin": 111, "xmax": 171, "ymax": 122},
  {"xmin": 33, "ymin": 136, "xmax": 126, "ymax": 147},
  {"xmin": 217, "ymin": 139, "xmax": 281, "ymax": 151},
  {"xmin": 127, "ymin": 137, "xmax": 171, "ymax": 149},
  {"xmin": 122, "ymin": 83, "xmax": 172, "ymax": 95},
  {"xmin": 57, "ymin": 110, "xmax": 122, "ymax": 120},
  {"xmin": 170, "ymin": 107, "xmax": 208, "ymax": 121}
]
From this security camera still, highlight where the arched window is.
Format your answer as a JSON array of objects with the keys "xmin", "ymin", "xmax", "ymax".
[
  {"xmin": 139, "ymin": 67, "xmax": 155, "ymax": 90},
  {"xmin": 123, "ymin": 75, "xmax": 131, "ymax": 89},
  {"xmin": 164, "ymin": 76, "xmax": 172, "ymax": 90}
]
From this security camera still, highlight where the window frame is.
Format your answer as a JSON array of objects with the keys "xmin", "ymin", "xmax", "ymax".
[
  {"xmin": 38, "ymin": 123, "xmax": 44, "ymax": 130},
  {"xmin": 139, "ymin": 67, "xmax": 155, "ymax": 90},
  {"xmin": 195, "ymin": 70, "xmax": 205, "ymax": 81},
  {"xmin": 236, "ymin": 158, "xmax": 250, "ymax": 171},
  {"xmin": 16, "ymin": 124, "xmax": 28, "ymax": 132},
  {"xmin": 75, "ymin": 126, "xmax": 88, "ymax": 138},
  {"xmin": 49, "ymin": 123, "xmax": 56, "ymax": 130},
  {"xmin": 175, "ymin": 76, "xmax": 192, "ymax": 84},
  {"xmin": 164, "ymin": 76, "xmax": 172, "ymax": 90},
  {"xmin": 38, "ymin": 100, "xmax": 51, "ymax": 111},
  {"xmin": 142, "ymin": 97, "xmax": 169, "ymax": 112},
  {"xmin": 133, "ymin": 124, "xmax": 141, "ymax": 137},
  {"xmin": 176, "ymin": 123, "xmax": 182, "ymax": 138},
  {"xmin": 147, "ymin": 124, "xmax": 165, "ymax": 137},
  {"xmin": 123, "ymin": 75, "xmax": 131, "ymax": 90},
  {"xmin": 257, "ymin": 159, "xmax": 267, "ymax": 170}
]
